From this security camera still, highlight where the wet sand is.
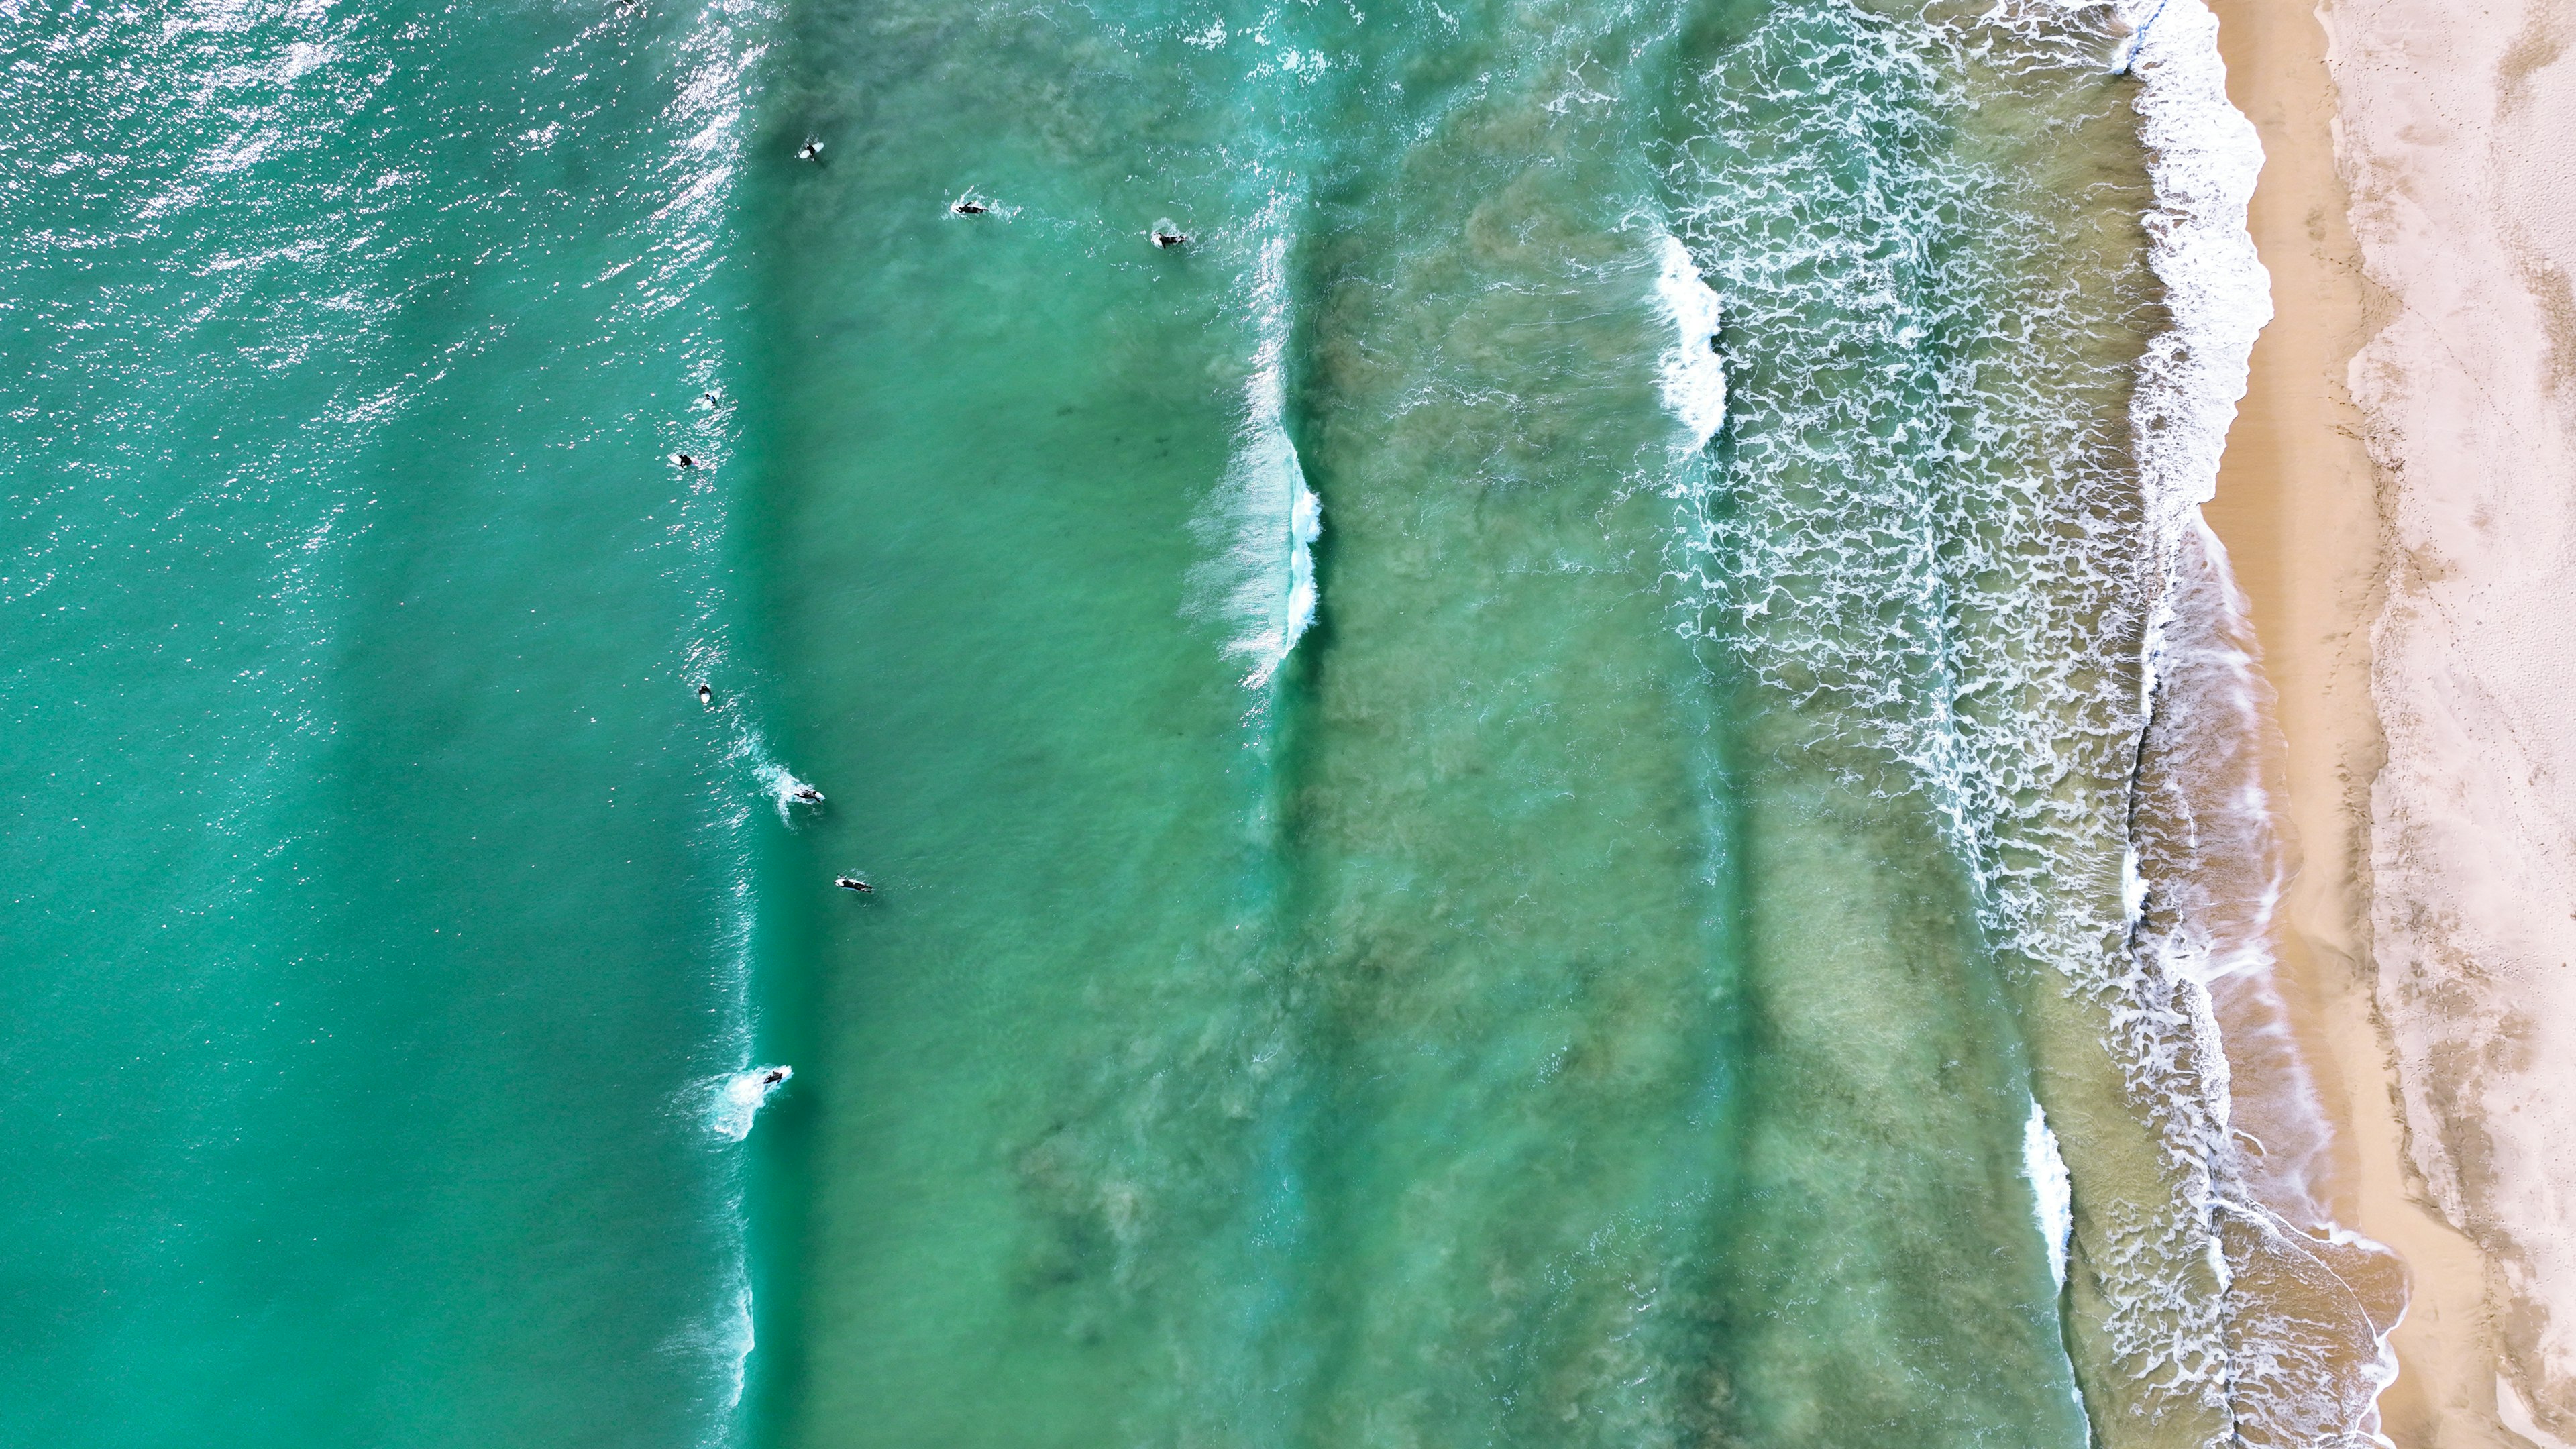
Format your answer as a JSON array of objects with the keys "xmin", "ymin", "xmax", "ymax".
[{"xmin": 2205, "ymin": 0, "xmax": 2576, "ymax": 1442}]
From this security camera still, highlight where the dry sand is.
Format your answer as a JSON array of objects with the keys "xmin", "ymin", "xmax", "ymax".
[{"xmin": 2203, "ymin": 0, "xmax": 2576, "ymax": 1443}]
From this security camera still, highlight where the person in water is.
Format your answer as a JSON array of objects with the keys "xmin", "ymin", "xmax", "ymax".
[
  {"xmin": 951, "ymin": 200, "xmax": 987, "ymax": 215},
  {"xmin": 796, "ymin": 139, "xmax": 823, "ymax": 161},
  {"xmin": 760, "ymin": 1068, "xmax": 788, "ymax": 1086},
  {"xmin": 1151, "ymin": 230, "xmax": 1187, "ymax": 249},
  {"xmin": 835, "ymin": 876, "xmax": 873, "ymax": 894},
  {"xmin": 696, "ymin": 681, "xmax": 714, "ymax": 708},
  {"xmin": 672, "ymin": 452, "xmax": 696, "ymax": 468},
  {"xmin": 792, "ymin": 784, "xmax": 823, "ymax": 803}
]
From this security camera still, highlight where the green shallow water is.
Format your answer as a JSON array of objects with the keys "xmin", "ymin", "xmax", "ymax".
[
  {"xmin": 743, "ymin": 1, "xmax": 2107, "ymax": 1444},
  {"xmin": 1, "ymin": 0, "xmax": 2306, "ymax": 1444}
]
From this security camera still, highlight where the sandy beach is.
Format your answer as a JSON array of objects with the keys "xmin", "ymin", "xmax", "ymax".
[{"xmin": 2205, "ymin": 0, "xmax": 2576, "ymax": 1442}]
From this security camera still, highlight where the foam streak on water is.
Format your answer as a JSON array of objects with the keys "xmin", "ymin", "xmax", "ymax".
[
  {"xmin": 1660, "ymin": 1, "xmax": 2392, "ymax": 1441},
  {"xmin": 1191, "ymin": 201, "xmax": 1322, "ymax": 692},
  {"xmin": 0, "ymin": 0, "xmax": 2400, "ymax": 1440},
  {"xmin": 2131, "ymin": 516, "xmax": 2407, "ymax": 1448},
  {"xmin": 1651, "ymin": 231, "xmax": 1727, "ymax": 451},
  {"xmin": 649, "ymin": 3, "xmax": 788, "ymax": 1436},
  {"xmin": 2112, "ymin": 0, "xmax": 2272, "ymax": 532},
  {"xmin": 2027, "ymin": 1098, "xmax": 2076, "ymax": 1289},
  {"xmin": 2099, "ymin": 5, "xmax": 2404, "ymax": 1442},
  {"xmin": 574, "ymin": 0, "xmax": 782, "ymax": 1432}
]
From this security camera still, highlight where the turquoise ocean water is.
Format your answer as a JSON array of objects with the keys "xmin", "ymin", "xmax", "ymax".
[{"xmin": 3, "ymin": 0, "xmax": 2402, "ymax": 1445}]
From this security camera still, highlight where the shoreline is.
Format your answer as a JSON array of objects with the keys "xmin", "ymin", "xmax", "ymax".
[
  {"xmin": 2324, "ymin": 0, "xmax": 2576, "ymax": 1440},
  {"xmin": 2200, "ymin": 1, "xmax": 2530, "ymax": 1444}
]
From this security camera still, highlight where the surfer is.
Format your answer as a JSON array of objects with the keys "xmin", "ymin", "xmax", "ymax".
[
  {"xmin": 760, "ymin": 1068, "xmax": 788, "ymax": 1086},
  {"xmin": 835, "ymin": 876, "xmax": 874, "ymax": 894},
  {"xmin": 796, "ymin": 138, "xmax": 823, "ymax": 161},
  {"xmin": 951, "ymin": 199, "xmax": 988, "ymax": 215},
  {"xmin": 792, "ymin": 784, "xmax": 823, "ymax": 803},
  {"xmin": 696, "ymin": 681, "xmax": 714, "ymax": 708},
  {"xmin": 672, "ymin": 452, "xmax": 696, "ymax": 468},
  {"xmin": 1150, "ymin": 229, "xmax": 1187, "ymax": 249}
]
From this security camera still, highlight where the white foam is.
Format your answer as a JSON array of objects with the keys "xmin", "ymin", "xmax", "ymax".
[
  {"xmin": 756, "ymin": 761, "xmax": 823, "ymax": 820},
  {"xmin": 712, "ymin": 1281, "xmax": 756, "ymax": 1425},
  {"xmin": 2099, "ymin": 12, "xmax": 2411, "ymax": 1437},
  {"xmin": 1285, "ymin": 472, "xmax": 1322, "ymax": 658},
  {"xmin": 1650, "ymin": 233, "xmax": 1727, "ymax": 451},
  {"xmin": 2086, "ymin": 25, "xmax": 2408, "ymax": 1428},
  {"xmin": 659, "ymin": 1274, "xmax": 756, "ymax": 1440},
  {"xmin": 706, "ymin": 1065, "xmax": 792, "ymax": 1142},
  {"xmin": 2112, "ymin": 0, "xmax": 2272, "ymax": 529},
  {"xmin": 1655, "ymin": 1, "xmax": 2336, "ymax": 1430},
  {"xmin": 2024, "ymin": 1097, "xmax": 2074, "ymax": 1288},
  {"xmin": 1189, "ymin": 209, "xmax": 1323, "ymax": 690},
  {"xmin": 945, "ymin": 189, "xmax": 1018, "ymax": 219}
]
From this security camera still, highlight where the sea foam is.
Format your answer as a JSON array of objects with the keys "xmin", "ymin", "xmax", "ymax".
[
  {"xmin": 2112, "ymin": 0, "xmax": 2271, "ymax": 530},
  {"xmin": 1651, "ymin": 233, "xmax": 1727, "ymax": 451},
  {"xmin": 755, "ymin": 760, "xmax": 824, "ymax": 822},
  {"xmin": 1661, "ymin": 1, "xmax": 2386, "ymax": 1438},
  {"xmin": 2062, "ymin": 4, "xmax": 2403, "ymax": 1441},
  {"xmin": 634, "ymin": 0, "xmax": 788, "ymax": 1437},
  {"xmin": 706, "ymin": 1065, "xmax": 793, "ymax": 1142},
  {"xmin": 1189, "ymin": 211, "xmax": 1322, "ymax": 690},
  {"xmin": 2023, "ymin": 1098, "xmax": 2074, "ymax": 1289}
]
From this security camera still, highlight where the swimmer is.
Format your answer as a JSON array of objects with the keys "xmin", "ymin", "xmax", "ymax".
[
  {"xmin": 796, "ymin": 139, "xmax": 824, "ymax": 161},
  {"xmin": 792, "ymin": 784, "xmax": 823, "ymax": 803},
  {"xmin": 697, "ymin": 681, "xmax": 714, "ymax": 708},
  {"xmin": 834, "ymin": 876, "xmax": 874, "ymax": 894},
  {"xmin": 1150, "ymin": 230, "xmax": 1188, "ymax": 250},
  {"xmin": 672, "ymin": 452, "xmax": 697, "ymax": 468}
]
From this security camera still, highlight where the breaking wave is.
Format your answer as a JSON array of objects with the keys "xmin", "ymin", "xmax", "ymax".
[
  {"xmin": 1652, "ymin": 231, "xmax": 1727, "ymax": 451},
  {"xmin": 1189, "ymin": 208, "xmax": 1322, "ymax": 690},
  {"xmin": 1659, "ymin": 1, "xmax": 2394, "ymax": 1441},
  {"xmin": 703, "ymin": 1065, "xmax": 794, "ymax": 1143}
]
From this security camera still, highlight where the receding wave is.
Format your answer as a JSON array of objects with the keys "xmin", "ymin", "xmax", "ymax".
[{"xmin": 1661, "ymin": 1, "xmax": 2393, "ymax": 1441}]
